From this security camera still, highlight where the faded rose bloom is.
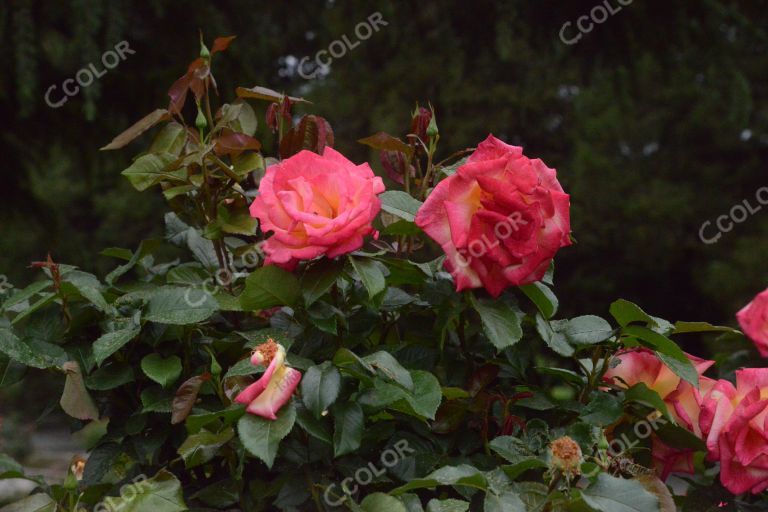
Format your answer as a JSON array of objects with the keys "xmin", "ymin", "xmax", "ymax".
[
  {"xmin": 250, "ymin": 147, "xmax": 385, "ymax": 270},
  {"xmin": 737, "ymin": 288, "xmax": 768, "ymax": 357},
  {"xmin": 415, "ymin": 135, "xmax": 571, "ymax": 297},
  {"xmin": 549, "ymin": 436, "xmax": 582, "ymax": 478},
  {"xmin": 234, "ymin": 339, "xmax": 301, "ymax": 420}
]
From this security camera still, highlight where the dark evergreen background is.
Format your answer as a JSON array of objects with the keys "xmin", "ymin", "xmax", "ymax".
[{"xmin": 2, "ymin": 0, "xmax": 766, "ymax": 325}]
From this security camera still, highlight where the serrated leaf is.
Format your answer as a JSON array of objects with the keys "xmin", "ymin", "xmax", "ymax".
[
  {"xmin": 144, "ymin": 286, "xmax": 218, "ymax": 325},
  {"xmin": 302, "ymin": 362, "xmax": 341, "ymax": 418},
  {"xmin": 471, "ymin": 297, "xmax": 523, "ymax": 351},
  {"xmin": 333, "ymin": 402, "xmax": 364, "ymax": 457},
  {"xmin": 240, "ymin": 266, "xmax": 300, "ymax": 311},
  {"xmin": 580, "ymin": 474, "xmax": 659, "ymax": 512},
  {"xmin": 93, "ymin": 325, "xmax": 141, "ymax": 366},
  {"xmin": 379, "ymin": 191, "xmax": 423, "ymax": 222},
  {"xmin": 141, "ymin": 354, "xmax": 182, "ymax": 388},
  {"xmin": 238, "ymin": 401, "xmax": 296, "ymax": 468},
  {"xmin": 349, "ymin": 257, "xmax": 386, "ymax": 298},
  {"xmin": 121, "ymin": 153, "xmax": 178, "ymax": 191}
]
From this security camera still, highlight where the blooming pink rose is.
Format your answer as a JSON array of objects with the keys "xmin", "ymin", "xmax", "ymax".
[
  {"xmin": 235, "ymin": 339, "xmax": 301, "ymax": 420},
  {"xmin": 652, "ymin": 437, "xmax": 696, "ymax": 480},
  {"xmin": 699, "ymin": 368, "xmax": 768, "ymax": 494},
  {"xmin": 737, "ymin": 288, "xmax": 768, "ymax": 357},
  {"xmin": 415, "ymin": 135, "xmax": 571, "ymax": 297},
  {"xmin": 250, "ymin": 148, "xmax": 385, "ymax": 270}
]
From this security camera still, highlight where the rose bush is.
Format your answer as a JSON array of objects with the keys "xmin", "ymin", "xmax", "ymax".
[{"xmin": 2, "ymin": 35, "xmax": 768, "ymax": 511}]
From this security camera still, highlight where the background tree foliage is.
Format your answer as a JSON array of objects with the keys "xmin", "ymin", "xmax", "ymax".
[{"xmin": 1, "ymin": 0, "xmax": 766, "ymax": 326}]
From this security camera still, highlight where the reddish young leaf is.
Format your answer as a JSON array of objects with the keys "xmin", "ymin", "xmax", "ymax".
[
  {"xmin": 235, "ymin": 85, "xmax": 309, "ymax": 104},
  {"xmin": 214, "ymin": 129, "xmax": 262, "ymax": 157},
  {"xmin": 358, "ymin": 132, "xmax": 414, "ymax": 159},
  {"xmin": 279, "ymin": 115, "xmax": 334, "ymax": 159},
  {"xmin": 101, "ymin": 109, "xmax": 170, "ymax": 150},
  {"xmin": 211, "ymin": 35, "xmax": 236, "ymax": 55},
  {"xmin": 171, "ymin": 373, "xmax": 211, "ymax": 424}
]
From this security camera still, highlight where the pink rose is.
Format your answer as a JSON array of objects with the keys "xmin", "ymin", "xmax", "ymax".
[
  {"xmin": 235, "ymin": 339, "xmax": 302, "ymax": 420},
  {"xmin": 737, "ymin": 288, "xmax": 768, "ymax": 357},
  {"xmin": 699, "ymin": 368, "xmax": 768, "ymax": 494},
  {"xmin": 603, "ymin": 349, "xmax": 714, "ymax": 479},
  {"xmin": 250, "ymin": 148, "xmax": 385, "ymax": 270},
  {"xmin": 603, "ymin": 348, "xmax": 714, "ymax": 399},
  {"xmin": 415, "ymin": 135, "xmax": 571, "ymax": 297}
]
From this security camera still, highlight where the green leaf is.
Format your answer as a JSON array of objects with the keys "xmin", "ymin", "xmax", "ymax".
[
  {"xmin": 471, "ymin": 297, "xmax": 523, "ymax": 351},
  {"xmin": 93, "ymin": 325, "xmax": 142, "ymax": 366},
  {"xmin": 0, "ymin": 327, "xmax": 62, "ymax": 369},
  {"xmin": 379, "ymin": 190, "xmax": 423, "ymax": 222},
  {"xmin": 0, "ymin": 354, "xmax": 25, "ymax": 388},
  {"xmin": 581, "ymin": 392, "xmax": 624, "ymax": 426},
  {"xmin": 141, "ymin": 354, "xmax": 183, "ymax": 388},
  {"xmin": 535, "ymin": 315, "xmax": 573, "ymax": 356},
  {"xmin": 1, "ymin": 280, "xmax": 50, "ymax": 311},
  {"xmin": 360, "ymin": 493, "xmax": 408, "ymax": 512},
  {"xmin": 121, "ymin": 152, "xmax": 178, "ymax": 191},
  {"xmin": 624, "ymin": 383, "xmax": 671, "ymax": 420},
  {"xmin": 622, "ymin": 325, "xmax": 698, "ymax": 386},
  {"xmin": 93, "ymin": 470, "xmax": 187, "ymax": 512},
  {"xmin": 62, "ymin": 270, "xmax": 111, "ymax": 312},
  {"xmin": 609, "ymin": 299, "xmax": 657, "ymax": 328},
  {"xmin": 580, "ymin": 474, "xmax": 659, "ymax": 512},
  {"xmin": 301, "ymin": 362, "xmax": 341, "ymax": 418},
  {"xmin": 391, "ymin": 465, "xmax": 487, "ymax": 495},
  {"xmin": 85, "ymin": 362, "xmax": 134, "ymax": 391},
  {"xmin": 144, "ymin": 286, "xmax": 218, "ymax": 325},
  {"xmin": 185, "ymin": 405, "xmax": 244, "ymax": 434},
  {"xmin": 238, "ymin": 401, "xmax": 296, "ymax": 468},
  {"xmin": 333, "ymin": 401, "xmax": 364, "ymax": 457},
  {"xmin": 105, "ymin": 238, "xmax": 162, "ymax": 284},
  {"xmin": 240, "ymin": 265, "xmax": 300, "ymax": 311},
  {"xmin": 178, "ymin": 428, "xmax": 234, "ymax": 468},
  {"xmin": 349, "ymin": 257, "xmax": 386, "ymax": 298},
  {"xmin": 364, "ymin": 351, "xmax": 414, "ymax": 390},
  {"xmin": 60, "ymin": 361, "xmax": 99, "ymax": 420},
  {"xmin": 563, "ymin": 315, "xmax": 614, "ymax": 345},
  {"xmin": 0, "ymin": 493, "xmax": 56, "ymax": 512},
  {"xmin": 295, "ymin": 401, "xmax": 332, "ymax": 444},
  {"xmin": 141, "ymin": 386, "xmax": 174, "ymax": 413},
  {"xmin": 398, "ymin": 370, "xmax": 442, "ymax": 420},
  {"xmin": 520, "ymin": 282, "xmax": 558, "ymax": 319},
  {"xmin": 426, "ymin": 499, "xmax": 469, "ymax": 512},
  {"xmin": 302, "ymin": 260, "xmax": 342, "ymax": 306},
  {"xmin": 484, "ymin": 491, "xmax": 526, "ymax": 512},
  {"xmin": 672, "ymin": 321, "xmax": 740, "ymax": 335}
]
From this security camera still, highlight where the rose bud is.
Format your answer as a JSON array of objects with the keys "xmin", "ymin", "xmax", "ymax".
[{"xmin": 410, "ymin": 106, "xmax": 432, "ymax": 143}]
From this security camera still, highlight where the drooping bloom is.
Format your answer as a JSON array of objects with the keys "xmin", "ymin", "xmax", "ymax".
[
  {"xmin": 235, "ymin": 339, "xmax": 301, "ymax": 420},
  {"xmin": 737, "ymin": 288, "xmax": 768, "ymax": 357},
  {"xmin": 249, "ymin": 147, "xmax": 385, "ymax": 270},
  {"xmin": 415, "ymin": 135, "xmax": 571, "ymax": 296}
]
